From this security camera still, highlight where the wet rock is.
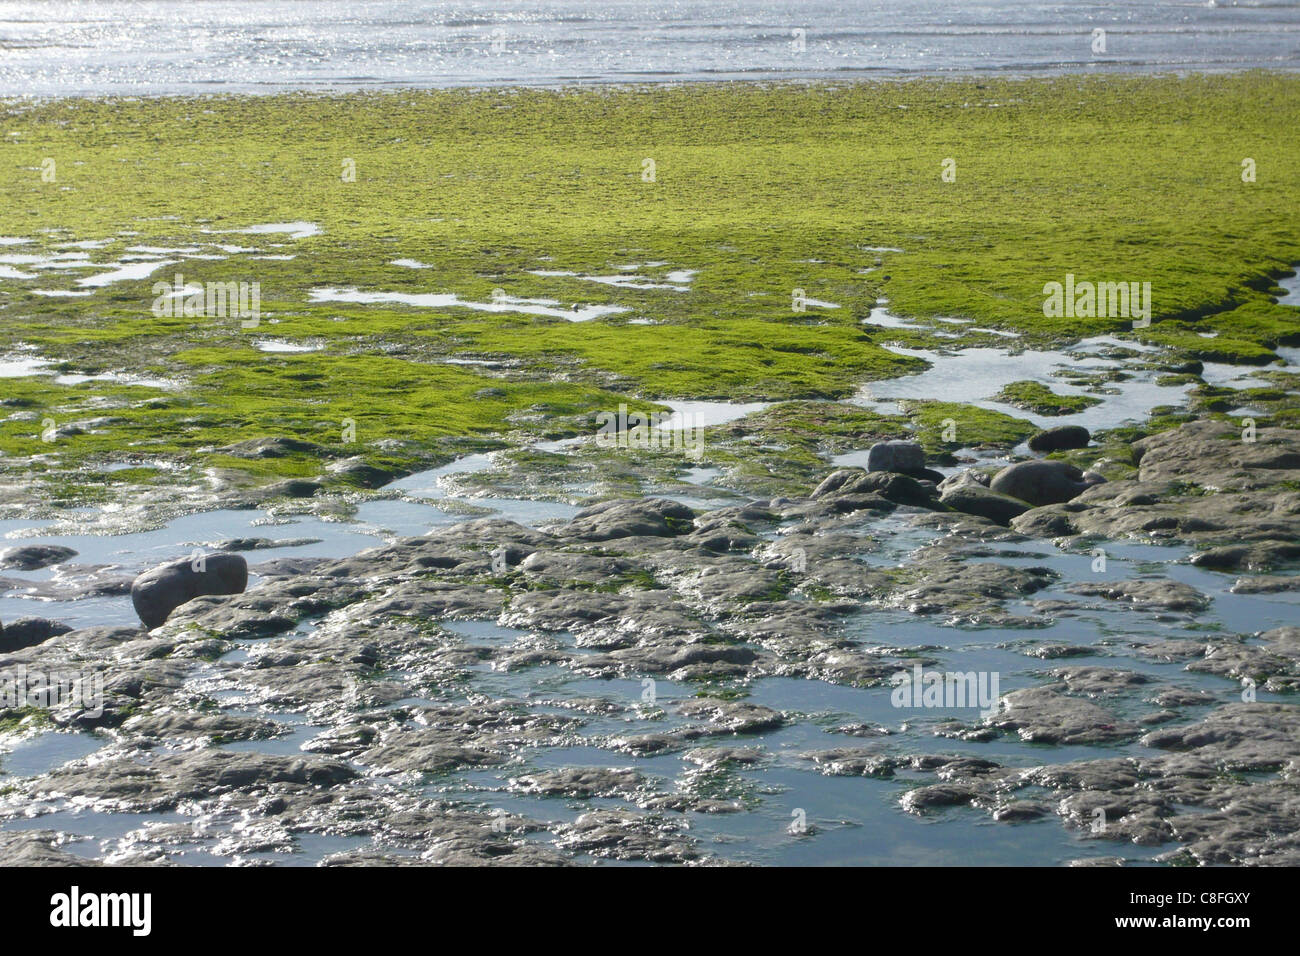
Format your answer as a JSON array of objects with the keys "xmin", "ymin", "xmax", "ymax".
[
  {"xmin": 802, "ymin": 748, "xmax": 895, "ymax": 777},
  {"xmin": 1142, "ymin": 703, "xmax": 1300, "ymax": 771},
  {"xmin": 682, "ymin": 746, "xmax": 766, "ymax": 769},
  {"xmin": 511, "ymin": 767, "xmax": 644, "ymax": 798},
  {"xmin": 674, "ymin": 698, "xmax": 785, "ymax": 735},
  {"xmin": 938, "ymin": 469, "xmax": 991, "ymax": 492},
  {"xmin": 900, "ymin": 783, "xmax": 979, "ymax": 814},
  {"xmin": 556, "ymin": 809, "xmax": 701, "ymax": 863},
  {"xmin": 1191, "ymin": 540, "xmax": 1300, "ymax": 571},
  {"xmin": 0, "ymin": 831, "xmax": 101, "ymax": 866},
  {"xmin": 131, "ymin": 552, "xmax": 249, "ymax": 629},
  {"xmin": 31, "ymin": 750, "xmax": 357, "ymax": 812},
  {"xmin": 0, "ymin": 544, "xmax": 77, "ymax": 570},
  {"xmin": 1025, "ymin": 643, "xmax": 1094, "ymax": 659},
  {"xmin": 1133, "ymin": 420, "xmax": 1300, "ymax": 487},
  {"xmin": 987, "ymin": 686, "xmax": 1140, "ymax": 744},
  {"xmin": 1186, "ymin": 627, "xmax": 1300, "ymax": 691},
  {"xmin": 558, "ymin": 498, "xmax": 694, "ymax": 541},
  {"xmin": 990, "ymin": 460, "xmax": 1093, "ymax": 507},
  {"xmin": 359, "ymin": 730, "xmax": 507, "ymax": 775},
  {"xmin": 1050, "ymin": 666, "xmax": 1151, "ymax": 696},
  {"xmin": 264, "ymin": 478, "xmax": 321, "ymax": 499},
  {"xmin": 1028, "ymin": 425, "xmax": 1091, "ymax": 453},
  {"xmin": 1231, "ymin": 575, "xmax": 1300, "ymax": 594},
  {"xmin": 813, "ymin": 468, "xmax": 935, "ymax": 507},
  {"xmin": 120, "ymin": 711, "xmax": 283, "ymax": 745},
  {"xmin": 0, "ymin": 617, "xmax": 73, "ymax": 652},
  {"xmin": 327, "ymin": 457, "xmax": 406, "ymax": 488},
  {"xmin": 992, "ymin": 800, "xmax": 1051, "ymax": 822},
  {"xmin": 214, "ymin": 537, "xmax": 322, "ymax": 552},
  {"xmin": 866, "ymin": 440, "xmax": 926, "ymax": 475},
  {"xmin": 940, "ymin": 482, "xmax": 1030, "ymax": 525},
  {"xmin": 892, "ymin": 558, "xmax": 1056, "ymax": 618},
  {"xmin": 1066, "ymin": 579, "xmax": 1210, "ymax": 612}
]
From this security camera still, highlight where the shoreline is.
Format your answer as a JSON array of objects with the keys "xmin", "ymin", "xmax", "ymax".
[{"xmin": 5, "ymin": 65, "xmax": 1300, "ymax": 105}]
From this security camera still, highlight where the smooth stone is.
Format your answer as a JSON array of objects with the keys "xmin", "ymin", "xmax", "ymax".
[
  {"xmin": 0, "ymin": 545, "xmax": 78, "ymax": 571},
  {"xmin": 939, "ymin": 484, "xmax": 1031, "ymax": 525},
  {"xmin": 1028, "ymin": 425, "xmax": 1091, "ymax": 453},
  {"xmin": 131, "ymin": 553, "xmax": 249, "ymax": 630},
  {"xmin": 990, "ymin": 460, "xmax": 1095, "ymax": 507},
  {"xmin": 0, "ymin": 617, "xmax": 73, "ymax": 652},
  {"xmin": 866, "ymin": 440, "xmax": 926, "ymax": 475}
]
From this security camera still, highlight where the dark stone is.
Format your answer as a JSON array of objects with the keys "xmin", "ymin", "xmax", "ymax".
[
  {"xmin": 1028, "ymin": 425, "xmax": 1091, "ymax": 453},
  {"xmin": 131, "ymin": 553, "xmax": 249, "ymax": 630},
  {"xmin": 0, "ymin": 618, "xmax": 73, "ymax": 652},
  {"xmin": 0, "ymin": 545, "xmax": 77, "ymax": 571}
]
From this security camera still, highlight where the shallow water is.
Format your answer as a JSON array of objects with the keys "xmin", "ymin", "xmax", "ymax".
[
  {"xmin": 5, "ymin": 476, "xmax": 1295, "ymax": 866},
  {"xmin": 849, "ymin": 338, "xmax": 1192, "ymax": 432},
  {"xmin": 2, "ymin": 262, "xmax": 1297, "ymax": 866},
  {"xmin": 5, "ymin": 0, "xmax": 1299, "ymax": 97}
]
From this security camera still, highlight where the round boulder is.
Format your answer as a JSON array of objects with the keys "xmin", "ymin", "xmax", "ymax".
[
  {"xmin": 0, "ymin": 617, "xmax": 73, "ymax": 653},
  {"xmin": 989, "ymin": 460, "xmax": 1091, "ymax": 507},
  {"xmin": 866, "ymin": 440, "xmax": 926, "ymax": 475},
  {"xmin": 131, "ymin": 552, "xmax": 249, "ymax": 630},
  {"xmin": 1028, "ymin": 425, "xmax": 1091, "ymax": 454}
]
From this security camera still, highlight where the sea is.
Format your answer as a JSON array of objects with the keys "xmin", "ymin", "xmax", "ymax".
[{"xmin": 1, "ymin": 0, "xmax": 1299, "ymax": 97}]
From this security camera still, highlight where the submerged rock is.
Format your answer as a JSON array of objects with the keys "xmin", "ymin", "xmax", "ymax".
[{"xmin": 130, "ymin": 552, "xmax": 249, "ymax": 630}]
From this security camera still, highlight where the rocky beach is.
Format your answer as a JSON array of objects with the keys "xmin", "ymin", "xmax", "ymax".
[{"xmin": 0, "ymin": 59, "xmax": 1298, "ymax": 867}]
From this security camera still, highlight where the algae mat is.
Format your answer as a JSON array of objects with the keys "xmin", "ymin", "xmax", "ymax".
[{"xmin": 0, "ymin": 74, "xmax": 1298, "ymax": 501}]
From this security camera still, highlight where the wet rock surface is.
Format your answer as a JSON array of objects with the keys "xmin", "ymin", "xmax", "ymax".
[{"xmin": 0, "ymin": 418, "xmax": 1298, "ymax": 865}]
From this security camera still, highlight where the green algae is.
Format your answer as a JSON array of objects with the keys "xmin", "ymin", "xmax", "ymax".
[
  {"xmin": 0, "ymin": 74, "xmax": 1297, "ymax": 495},
  {"xmin": 993, "ymin": 381, "xmax": 1103, "ymax": 416}
]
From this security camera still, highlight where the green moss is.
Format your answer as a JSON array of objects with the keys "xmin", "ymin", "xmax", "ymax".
[
  {"xmin": 993, "ymin": 380, "xmax": 1102, "ymax": 416},
  {"xmin": 901, "ymin": 401, "xmax": 1038, "ymax": 450},
  {"xmin": 0, "ymin": 706, "xmax": 53, "ymax": 735},
  {"xmin": 0, "ymin": 75, "xmax": 1297, "ymax": 498}
]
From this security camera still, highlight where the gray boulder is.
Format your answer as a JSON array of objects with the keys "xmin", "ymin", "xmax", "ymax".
[
  {"xmin": 812, "ymin": 469, "xmax": 934, "ymax": 507},
  {"xmin": 131, "ymin": 553, "xmax": 248, "ymax": 630},
  {"xmin": 989, "ymin": 460, "xmax": 1096, "ymax": 507},
  {"xmin": 1028, "ymin": 425, "xmax": 1091, "ymax": 453},
  {"xmin": 0, "ymin": 545, "xmax": 77, "ymax": 571},
  {"xmin": 0, "ymin": 617, "xmax": 73, "ymax": 653},
  {"xmin": 937, "ymin": 469, "xmax": 992, "ymax": 493},
  {"xmin": 866, "ymin": 440, "xmax": 926, "ymax": 475},
  {"xmin": 559, "ymin": 498, "xmax": 695, "ymax": 542},
  {"xmin": 939, "ymin": 484, "xmax": 1031, "ymax": 525}
]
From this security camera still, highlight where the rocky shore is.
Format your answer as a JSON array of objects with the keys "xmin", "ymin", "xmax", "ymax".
[{"xmin": 0, "ymin": 417, "xmax": 1296, "ymax": 865}]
